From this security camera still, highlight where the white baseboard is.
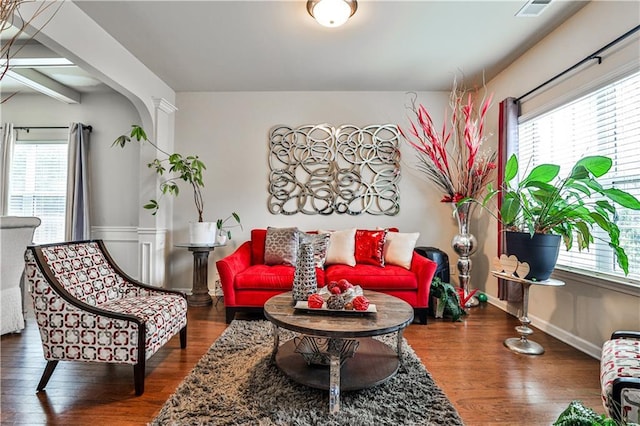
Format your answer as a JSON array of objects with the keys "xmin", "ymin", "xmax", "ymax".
[
  {"xmin": 485, "ymin": 295, "xmax": 601, "ymax": 359},
  {"xmin": 172, "ymin": 282, "xmax": 224, "ymax": 297}
]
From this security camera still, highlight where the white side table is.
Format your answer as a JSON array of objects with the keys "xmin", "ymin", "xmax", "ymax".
[{"xmin": 491, "ymin": 270, "xmax": 565, "ymax": 355}]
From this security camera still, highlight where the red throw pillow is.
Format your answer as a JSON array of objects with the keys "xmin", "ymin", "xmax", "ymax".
[
  {"xmin": 355, "ymin": 229, "xmax": 387, "ymax": 267},
  {"xmin": 251, "ymin": 229, "xmax": 267, "ymax": 265}
]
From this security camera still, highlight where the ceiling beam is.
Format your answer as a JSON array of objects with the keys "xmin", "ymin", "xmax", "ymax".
[
  {"xmin": 5, "ymin": 68, "xmax": 80, "ymax": 103},
  {"xmin": 0, "ymin": 57, "xmax": 74, "ymax": 68}
]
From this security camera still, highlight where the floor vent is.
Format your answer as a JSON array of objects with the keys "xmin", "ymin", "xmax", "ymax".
[{"xmin": 516, "ymin": 0, "xmax": 552, "ymax": 17}]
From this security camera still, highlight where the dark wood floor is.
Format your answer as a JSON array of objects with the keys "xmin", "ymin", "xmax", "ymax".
[{"xmin": 1, "ymin": 300, "xmax": 602, "ymax": 425}]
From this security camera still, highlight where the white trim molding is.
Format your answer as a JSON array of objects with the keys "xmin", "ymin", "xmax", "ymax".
[
  {"xmin": 487, "ymin": 295, "xmax": 601, "ymax": 359},
  {"xmin": 137, "ymin": 227, "xmax": 167, "ymax": 287},
  {"xmin": 153, "ymin": 97, "xmax": 178, "ymax": 114}
]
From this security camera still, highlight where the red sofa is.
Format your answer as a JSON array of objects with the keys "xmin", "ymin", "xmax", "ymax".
[{"xmin": 216, "ymin": 228, "xmax": 437, "ymax": 324}]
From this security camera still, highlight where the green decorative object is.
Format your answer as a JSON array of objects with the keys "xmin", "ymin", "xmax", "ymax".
[
  {"xmin": 553, "ymin": 400, "xmax": 616, "ymax": 426},
  {"xmin": 429, "ymin": 277, "xmax": 466, "ymax": 322},
  {"xmin": 477, "ymin": 293, "xmax": 488, "ymax": 303}
]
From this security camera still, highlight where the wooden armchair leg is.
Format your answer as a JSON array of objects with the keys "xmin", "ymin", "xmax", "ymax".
[
  {"xmin": 134, "ymin": 360, "xmax": 145, "ymax": 396},
  {"xmin": 180, "ymin": 325, "xmax": 187, "ymax": 349},
  {"xmin": 37, "ymin": 360, "xmax": 59, "ymax": 391}
]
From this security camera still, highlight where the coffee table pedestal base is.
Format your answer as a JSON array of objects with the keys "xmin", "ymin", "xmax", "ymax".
[{"xmin": 274, "ymin": 337, "xmax": 399, "ymax": 413}]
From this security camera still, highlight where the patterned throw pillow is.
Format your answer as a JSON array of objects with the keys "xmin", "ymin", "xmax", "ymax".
[
  {"xmin": 300, "ymin": 232, "xmax": 331, "ymax": 269},
  {"xmin": 321, "ymin": 228, "xmax": 357, "ymax": 267},
  {"xmin": 355, "ymin": 229, "xmax": 387, "ymax": 266},
  {"xmin": 384, "ymin": 231, "xmax": 420, "ymax": 269},
  {"xmin": 264, "ymin": 227, "xmax": 300, "ymax": 266}
]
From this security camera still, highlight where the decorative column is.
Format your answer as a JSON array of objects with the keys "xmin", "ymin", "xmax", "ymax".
[{"xmin": 137, "ymin": 97, "xmax": 177, "ymax": 287}]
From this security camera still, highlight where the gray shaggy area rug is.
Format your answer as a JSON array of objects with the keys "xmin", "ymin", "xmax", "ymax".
[{"xmin": 151, "ymin": 320, "xmax": 464, "ymax": 426}]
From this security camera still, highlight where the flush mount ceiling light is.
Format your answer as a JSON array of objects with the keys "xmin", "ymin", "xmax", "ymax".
[{"xmin": 307, "ymin": 0, "xmax": 358, "ymax": 28}]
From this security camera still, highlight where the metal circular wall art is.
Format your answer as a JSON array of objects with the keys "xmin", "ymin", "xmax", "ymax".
[{"xmin": 268, "ymin": 124, "xmax": 400, "ymax": 216}]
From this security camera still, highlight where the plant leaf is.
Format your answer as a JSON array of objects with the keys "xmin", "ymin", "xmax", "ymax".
[
  {"xmin": 112, "ymin": 135, "xmax": 129, "ymax": 147},
  {"xmin": 505, "ymin": 154, "xmax": 518, "ymax": 182},
  {"xmin": 573, "ymin": 155, "xmax": 611, "ymax": 178},
  {"xmin": 603, "ymin": 188, "xmax": 640, "ymax": 209},
  {"xmin": 130, "ymin": 124, "xmax": 147, "ymax": 141},
  {"xmin": 611, "ymin": 244, "xmax": 629, "ymax": 275},
  {"xmin": 522, "ymin": 163, "xmax": 559, "ymax": 186},
  {"xmin": 500, "ymin": 192, "xmax": 521, "ymax": 225}
]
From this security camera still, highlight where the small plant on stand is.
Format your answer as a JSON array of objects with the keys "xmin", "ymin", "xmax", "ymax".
[{"xmin": 216, "ymin": 213, "xmax": 242, "ymax": 244}]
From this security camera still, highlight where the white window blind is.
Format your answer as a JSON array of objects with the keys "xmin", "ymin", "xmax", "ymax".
[
  {"xmin": 7, "ymin": 140, "xmax": 68, "ymax": 244},
  {"xmin": 517, "ymin": 71, "xmax": 640, "ymax": 283}
]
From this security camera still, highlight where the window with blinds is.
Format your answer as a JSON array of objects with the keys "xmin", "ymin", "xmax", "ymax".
[
  {"xmin": 7, "ymin": 140, "xmax": 68, "ymax": 244},
  {"xmin": 517, "ymin": 70, "xmax": 640, "ymax": 283}
]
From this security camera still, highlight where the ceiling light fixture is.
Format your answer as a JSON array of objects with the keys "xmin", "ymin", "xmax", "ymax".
[{"xmin": 307, "ymin": 0, "xmax": 357, "ymax": 28}]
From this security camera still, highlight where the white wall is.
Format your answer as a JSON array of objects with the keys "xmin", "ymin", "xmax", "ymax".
[
  {"xmin": 2, "ymin": 91, "xmax": 142, "ymax": 276},
  {"xmin": 483, "ymin": 1, "xmax": 640, "ymax": 357},
  {"xmin": 171, "ymin": 91, "xmax": 462, "ymax": 294}
]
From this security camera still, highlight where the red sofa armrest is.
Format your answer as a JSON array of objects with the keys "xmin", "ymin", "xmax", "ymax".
[
  {"xmin": 216, "ymin": 241, "xmax": 252, "ymax": 306},
  {"xmin": 410, "ymin": 251, "xmax": 437, "ymax": 307}
]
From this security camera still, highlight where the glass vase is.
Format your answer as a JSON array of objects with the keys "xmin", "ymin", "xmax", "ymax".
[{"xmin": 451, "ymin": 201, "xmax": 479, "ymax": 307}]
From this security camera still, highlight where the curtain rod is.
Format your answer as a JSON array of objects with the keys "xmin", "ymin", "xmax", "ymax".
[
  {"xmin": 2, "ymin": 125, "xmax": 93, "ymax": 133},
  {"xmin": 515, "ymin": 24, "xmax": 640, "ymax": 103}
]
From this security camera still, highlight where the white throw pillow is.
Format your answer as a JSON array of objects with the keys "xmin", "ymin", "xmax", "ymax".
[
  {"xmin": 320, "ymin": 228, "xmax": 356, "ymax": 267},
  {"xmin": 384, "ymin": 232, "xmax": 420, "ymax": 269}
]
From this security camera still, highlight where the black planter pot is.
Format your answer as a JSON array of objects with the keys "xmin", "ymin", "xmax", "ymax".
[{"xmin": 505, "ymin": 232, "xmax": 561, "ymax": 281}]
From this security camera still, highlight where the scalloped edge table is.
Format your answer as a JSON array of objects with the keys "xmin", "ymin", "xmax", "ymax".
[{"xmin": 491, "ymin": 270, "xmax": 565, "ymax": 355}]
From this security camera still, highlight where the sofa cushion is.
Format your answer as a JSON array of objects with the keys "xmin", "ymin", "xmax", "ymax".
[
  {"xmin": 251, "ymin": 229, "xmax": 267, "ymax": 265},
  {"xmin": 301, "ymin": 232, "xmax": 331, "ymax": 268},
  {"xmin": 384, "ymin": 232, "xmax": 420, "ymax": 269},
  {"xmin": 235, "ymin": 265, "xmax": 325, "ymax": 290},
  {"xmin": 325, "ymin": 264, "xmax": 417, "ymax": 290},
  {"xmin": 264, "ymin": 227, "xmax": 299, "ymax": 266},
  {"xmin": 355, "ymin": 229, "xmax": 387, "ymax": 266},
  {"xmin": 322, "ymin": 228, "xmax": 357, "ymax": 266}
]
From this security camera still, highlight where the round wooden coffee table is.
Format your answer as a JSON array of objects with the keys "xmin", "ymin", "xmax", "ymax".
[{"xmin": 263, "ymin": 290, "xmax": 414, "ymax": 413}]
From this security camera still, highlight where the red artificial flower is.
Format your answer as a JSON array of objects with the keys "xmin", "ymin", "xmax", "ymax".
[{"xmin": 399, "ymin": 79, "xmax": 497, "ymax": 203}]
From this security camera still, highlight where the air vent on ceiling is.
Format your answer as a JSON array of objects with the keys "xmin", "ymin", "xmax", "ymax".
[{"xmin": 516, "ymin": 0, "xmax": 552, "ymax": 17}]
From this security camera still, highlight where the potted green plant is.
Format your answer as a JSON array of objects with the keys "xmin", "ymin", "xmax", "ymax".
[
  {"xmin": 429, "ymin": 277, "xmax": 466, "ymax": 322},
  {"xmin": 215, "ymin": 212, "xmax": 242, "ymax": 244},
  {"xmin": 113, "ymin": 125, "xmax": 213, "ymax": 243},
  {"xmin": 482, "ymin": 154, "xmax": 640, "ymax": 280}
]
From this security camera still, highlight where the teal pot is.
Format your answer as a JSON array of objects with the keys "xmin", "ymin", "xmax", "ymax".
[{"xmin": 505, "ymin": 231, "xmax": 561, "ymax": 281}]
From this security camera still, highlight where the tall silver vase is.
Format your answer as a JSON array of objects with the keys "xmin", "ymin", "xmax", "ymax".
[
  {"xmin": 292, "ymin": 242, "xmax": 318, "ymax": 302},
  {"xmin": 451, "ymin": 201, "xmax": 478, "ymax": 307}
]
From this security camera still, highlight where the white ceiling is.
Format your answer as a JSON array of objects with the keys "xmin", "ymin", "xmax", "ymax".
[{"xmin": 2, "ymin": 0, "xmax": 589, "ymax": 99}]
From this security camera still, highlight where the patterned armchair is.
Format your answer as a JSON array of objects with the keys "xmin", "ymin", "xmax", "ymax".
[
  {"xmin": 24, "ymin": 240, "xmax": 188, "ymax": 396},
  {"xmin": 600, "ymin": 330, "xmax": 640, "ymax": 423}
]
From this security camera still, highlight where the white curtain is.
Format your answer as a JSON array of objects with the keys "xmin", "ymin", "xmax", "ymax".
[
  {"xmin": 65, "ymin": 123, "xmax": 91, "ymax": 241},
  {"xmin": 0, "ymin": 123, "xmax": 15, "ymax": 215}
]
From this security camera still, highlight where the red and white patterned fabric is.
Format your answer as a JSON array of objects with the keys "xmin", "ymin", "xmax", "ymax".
[
  {"xmin": 25, "ymin": 241, "xmax": 187, "ymax": 365},
  {"xmin": 600, "ymin": 336, "xmax": 640, "ymax": 423}
]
